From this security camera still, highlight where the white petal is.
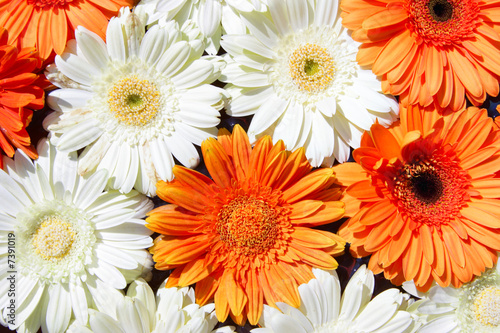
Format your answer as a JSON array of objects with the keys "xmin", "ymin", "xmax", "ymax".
[
  {"xmin": 139, "ymin": 26, "xmax": 169, "ymax": 67},
  {"xmin": 155, "ymin": 41, "xmax": 192, "ymax": 77},
  {"xmin": 286, "ymin": 0, "xmax": 309, "ymax": 32},
  {"xmin": 47, "ymin": 89, "xmax": 93, "ymax": 112},
  {"xmin": 116, "ymin": 298, "xmax": 148, "ymax": 333},
  {"xmin": 222, "ymin": 35, "xmax": 274, "ymax": 59},
  {"xmin": 314, "ymin": 0, "xmax": 339, "ymax": 27},
  {"xmin": 268, "ymin": 0, "xmax": 291, "ymax": 35},
  {"xmin": 333, "ymin": 113, "xmax": 363, "ymax": 147},
  {"xmin": 332, "ymin": 130, "xmax": 351, "ymax": 163},
  {"xmin": 74, "ymin": 169, "xmax": 109, "ymax": 210},
  {"xmin": 56, "ymin": 119, "xmax": 102, "ymax": 151},
  {"xmin": 78, "ymin": 137, "xmax": 110, "ymax": 176},
  {"xmin": 88, "ymin": 260, "xmax": 127, "ymax": 289},
  {"xmin": 122, "ymin": 145, "xmax": 139, "ymax": 194},
  {"xmin": 0, "ymin": 169, "xmax": 30, "ymax": 216},
  {"xmin": 75, "ymin": 27, "xmax": 109, "ymax": 70},
  {"xmin": 96, "ymin": 221, "xmax": 152, "ymax": 241},
  {"xmin": 338, "ymin": 95, "xmax": 379, "ymax": 130},
  {"xmin": 371, "ymin": 311, "xmax": 413, "ymax": 333},
  {"xmin": 11, "ymin": 149, "xmax": 42, "ymax": 203},
  {"xmin": 149, "ymin": 138, "xmax": 174, "ymax": 181},
  {"xmin": 44, "ymin": 283, "xmax": 72, "ymax": 333},
  {"xmin": 96, "ymin": 141, "xmax": 120, "ymax": 182},
  {"xmin": 276, "ymin": 302, "xmax": 314, "ymax": 331},
  {"xmin": 316, "ymin": 96, "xmax": 337, "ymax": 117},
  {"xmin": 89, "ymin": 311, "xmax": 124, "ymax": 333},
  {"xmin": 269, "ymin": 312, "xmax": 307, "ymax": 333},
  {"xmin": 304, "ymin": 112, "xmax": 333, "ymax": 167},
  {"xmin": 339, "ymin": 266, "xmax": 374, "ymax": 322},
  {"xmin": 354, "ymin": 289, "xmax": 401, "ymax": 331},
  {"xmin": 55, "ymin": 53, "xmax": 97, "ymax": 87},
  {"xmin": 248, "ymin": 96, "xmax": 289, "ymax": 137},
  {"xmin": 86, "ymin": 191, "xmax": 143, "ymax": 216},
  {"xmin": 174, "ymin": 122, "xmax": 218, "ymax": 146},
  {"xmin": 94, "ymin": 209, "xmax": 136, "ymax": 230},
  {"xmin": 298, "ymin": 282, "xmax": 323, "ymax": 326},
  {"xmin": 164, "ymin": 134, "xmax": 200, "ymax": 169},
  {"xmin": 172, "ymin": 59, "xmax": 215, "ymax": 89},
  {"xmin": 197, "ymin": 0, "xmax": 222, "ymax": 37},
  {"xmin": 102, "ymin": 238, "xmax": 153, "ymax": 250},
  {"xmin": 14, "ymin": 276, "xmax": 44, "ymax": 326},
  {"xmin": 178, "ymin": 101, "xmax": 220, "ymax": 127},
  {"xmin": 51, "ymin": 144, "xmax": 78, "ymax": 199},
  {"xmin": 35, "ymin": 164, "xmax": 54, "ymax": 201},
  {"xmin": 273, "ymin": 103, "xmax": 303, "ymax": 149},
  {"xmin": 418, "ymin": 316, "xmax": 458, "ymax": 333},
  {"xmin": 110, "ymin": 143, "xmax": 131, "ymax": 191},
  {"xmin": 106, "ymin": 16, "xmax": 127, "ymax": 62},
  {"xmin": 226, "ymin": 85, "xmax": 274, "ymax": 117},
  {"xmin": 241, "ymin": 10, "xmax": 279, "ymax": 48},
  {"xmin": 70, "ymin": 277, "xmax": 89, "ymax": 325},
  {"xmin": 94, "ymin": 243, "xmax": 138, "ymax": 270},
  {"xmin": 180, "ymin": 84, "xmax": 225, "ymax": 106}
]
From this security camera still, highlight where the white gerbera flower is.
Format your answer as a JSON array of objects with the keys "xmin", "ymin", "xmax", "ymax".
[
  {"xmin": 252, "ymin": 266, "xmax": 415, "ymax": 333},
  {"xmin": 403, "ymin": 263, "xmax": 500, "ymax": 333},
  {"xmin": 135, "ymin": 0, "xmax": 268, "ymax": 54},
  {"xmin": 0, "ymin": 139, "xmax": 153, "ymax": 333},
  {"xmin": 67, "ymin": 278, "xmax": 235, "ymax": 333},
  {"xmin": 221, "ymin": 0, "xmax": 399, "ymax": 166},
  {"xmin": 45, "ymin": 7, "xmax": 226, "ymax": 196}
]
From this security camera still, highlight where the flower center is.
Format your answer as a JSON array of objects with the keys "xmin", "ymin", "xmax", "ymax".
[
  {"xmin": 407, "ymin": 0, "xmax": 480, "ymax": 45},
  {"xmin": 473, "ymin": 287, "xmax": 500, "ymax": 327},
  {"xmin": 217, "ymin": 195, "xmax": 281, "ymax": 256},
  {"xmin": 289, "ymin": 43, "xmax": 335, "ymax": 92},
  {"xmin": 32, "ymin": 216, "xmax": 75, "ymax": 260},
  {"xmin": 108, "ymin": 76, "xmax": 161, "ymax": 126},
  {"xmin": 27, "ymin": 0, "xmax": 73, "ymax": 8},
  {"xmin": 392, "ymin": 150, "xmax": 470, "ymax": 229}
]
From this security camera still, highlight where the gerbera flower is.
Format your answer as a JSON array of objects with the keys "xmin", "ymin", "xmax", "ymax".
[
  {"xmin": 220, "ymin": 0, "xmax": 398, "ymax": 167},
  {"xmin": 0, "ymin": 0, "xmax": 134, "ymax": 60},
  {"xmin": 253, "ymin": 266, "xmax": 416, "ymax": 333},
  {"xmin": 147, "ymin": 125, "xmax": 346, "ymax": 325},
  {"xmin": 67, "ymin": 278, "xmax": 235, "ymax": 333},
  {"xmin": 0, "ymin": 139, "xmax": 153, "ymax": 332},
  {"xmin": 0, "ymin": 27, "xmax": 44, "ymax": 169},
  {"xmin": 403, "ymin": 261, "xmax": 500, "ymax": 332},
  {"xmin": 134, "ymin": 0, "xmax": 268, "ymax": 55},
  {"xmin": 341, "ymin": 0, "xmax": 500, "ymax": 111},
  {"xmin": 333, "ymin": 105, "xmax": 500, "ymax": 292},
  {"xmin": 44, "ymin": 8, "xmax": 226, "ymax": 196}
]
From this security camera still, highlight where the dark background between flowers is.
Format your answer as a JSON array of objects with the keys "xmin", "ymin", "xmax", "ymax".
[{"xmin": 21, "ymin": 73, "xmax": 500, "ymax": 332}]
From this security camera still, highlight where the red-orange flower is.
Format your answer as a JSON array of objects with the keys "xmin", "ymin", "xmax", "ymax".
[
  {"xmin": 0, "ymin": 27, "xmax": 44, "ymax": 168},
  {"xmin": 0, "ymin": 0, "xmax": 135, "ymax": 61},
  {"xmin": 341, "ymin": 0, "xmax": 500, "ymax": 111},
  {"xmin": 147, "ymin": 125, "xmax": 346, "ymax": 325},
  {"xmin": 334, "ymin": 105, "xmax": 500, "ymax": 292}
]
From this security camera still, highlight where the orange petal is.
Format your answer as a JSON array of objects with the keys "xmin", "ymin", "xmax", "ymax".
[
  {"xmin": 282, "ymin": 168, "xmax": 336, "ymax": 203},
  {"xmin": 231, "ymin": 124, "xmax": 251, "ymax": 182},
  {"xmin": 202, "ymin": 137, "xmax": 237, "ymax": 188},
  {"xmin": 289, "ymin": 200, "xmax": 345, "ymax": 226},
  {"xmin": 289, "ymin": 243, "xmax": 339, "ymax": 270},
  {"xmin": 246, "ymin": 269, "xmax": 263, "ymax": 325},
  {"xmin": 156, "ymin": 181, "xmax": 209, "ymax": 213},
  {"xmin": 223, "ymin": 270, "xmax": 247, "ymax": 317}
]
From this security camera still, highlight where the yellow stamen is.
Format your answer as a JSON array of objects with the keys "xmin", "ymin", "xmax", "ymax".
[
  {"xmin": 473, "ymin": 287, "xmax": 500, "ymax": 327},
  {"xmin": 289, "ymin": 43, "xmax": 335, "ymax": 92},
  {"xmin": 32, "ymin": 217, "xmax": 75, "ymax": 260}
]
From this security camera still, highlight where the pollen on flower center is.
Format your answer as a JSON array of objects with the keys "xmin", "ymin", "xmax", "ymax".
[
  {"xmin": 27, "ymin": 0, "xmax": 73, "ymax": 8},
  {"xmin": 289, "ymin": 43, "xmax": 335, "ymax": 92},
  {"xmin": 407, "ymin": 0, "xmax": 480, "ymax": 45},
  {"xmin": 473, "ymin": 287, "xmax": 500, "ymax": 327},
  {"xmin": 32, "ymin": 216, "xmax": 75, "ymax": 260},
  {"xmin": 108, "ymin": 76, "xmax": 161, "ymax": 126},
  {"xmin": 392, "ymin": 151, "xmax": 470, "ymax": 229},
  {"xmin": 217, "ymin": 195, "xmax": 281, "ymax": 256}
]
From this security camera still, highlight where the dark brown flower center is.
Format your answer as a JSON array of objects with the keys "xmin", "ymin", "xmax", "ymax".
[
  {"xmin": 409, "ymin": 170, "xmax": 444, "ymax": 204},
  {"xmin": 427, "ymin": 0, "xmax": 453, "ymax": 22}
]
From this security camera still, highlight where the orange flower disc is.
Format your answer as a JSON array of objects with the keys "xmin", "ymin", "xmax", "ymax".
[
  {"xmin": 0, "ymin": 0, "xmax": 134, "ymax": 60},
  {"xmin": 334, "ymin": 106, "xmax": 500, "ymax": 292},
  {"xmin": 341, "ymin": 0, "xmax": 500, "ymax": 111},
  {"xmin": 0, "ymin": 27, "xmax": 44, "ymax": 168},
  {"xmin": 147, "ymin": 125, "xmax": 346, "ymax": 325}
]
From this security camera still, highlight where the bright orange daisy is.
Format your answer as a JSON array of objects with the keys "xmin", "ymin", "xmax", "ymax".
[
  {"xmin": 147, "ymin": 125, "xmax": 346, "ymax": 325},
  {"xmin": 0, "ymin": 27, "xmax": 44, "ymax": 168},
  {"xmin": 334, "ymin": 105, "xmax": 500, "ymax": 292},
  {"xmin": 341, "ymin": 0, "xmax": 500, "ymax": 111},
  {"xmin": 0, "ymin": 0, "xmax": 134, "ymax": 61}
]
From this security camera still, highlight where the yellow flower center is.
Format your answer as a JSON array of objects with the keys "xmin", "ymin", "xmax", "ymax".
[
  {"xmin": 289, "ymin": 43, "xmax": 335, "ymax": 92},
  {"xmin": 217, "ymin": 195, "xmax": 282, "ymax": 256},
  {"xmin": 108, "ymin": 76, "xmax": 161, "ymax": 126},
  {"xmin": 473, "ymin": 287, "xmax": 500, "ymax": 327},
  {"xmin": 32, "ymin": 217, "xmax": 75, "ymax": 260}
]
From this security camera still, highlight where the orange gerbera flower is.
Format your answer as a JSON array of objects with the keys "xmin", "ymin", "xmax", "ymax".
[
  {"xmin": 0, "ymin": 0, "xmax": 134, "ymax": 61},
  {"xmin": 0, "ymin": 27, "xmax": 44, "ymax": 168},
  {"xmin": 341, "ymin": 0, "xmax": 500, "ymax": 111},
  {"xmin": 334, "ymin": 105, "xmax": 500, "ymax": 292},
  {"xmin": 147, "ymin": 125, "xmax": 346, "ymax": 325}
]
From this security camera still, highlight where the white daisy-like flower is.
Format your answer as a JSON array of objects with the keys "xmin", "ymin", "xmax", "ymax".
[
  {"xmin": 67, "ymin": 278, "xmax": 235, "ymax": 333},
  {"xmin": 252, "ymin": 266, "xmax": 415, "ymax": 333},
  {"xmin": 0, "ymin": 139, "xmax": 153, "ymax": 333},
  {"xmin": 220, "ymin": 0, "xmax": 399, "ymax": 166},
  {"xmin": 44, "ymin": 7, "xmax": 226, "ymax": 196},
  {"xmin": 403, "ymin": 262, "xmax": 500, "ymax": 333},
  {"xmin": 135, "ymin": 0, "xmax": 268, "ymax": 54}
]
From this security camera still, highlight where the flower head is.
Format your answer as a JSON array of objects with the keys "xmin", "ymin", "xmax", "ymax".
[
  {"xmin": 0, "ymin": 139, "xmax": 153, "ymax": 332},
  {"xmin": 0, "ymin": 0, "xmax": 134, "ymax": 60},
  {"xmin": 0, "ymin": 27, "xmax": 44, "ymax": 168},
  {"xmin": 44, "ymin": 8, "xmax": 226, "ymax": 196},
  {"xmin": 147, "ymin": 125, "xmax": 346, "ymax": 325},
  {"xmin": 404, "ymin": 262, "xmax": 500, "ymax": 332},
  {"xmin": 67, "ymin": 278, "xmax": 235, "ymax": 333},
  {"xmin": 334, "ymin": 105, "xmax": 500, "ymax": 291},
  {"xmin": 220, "ymin": 0, "xmax": 398, "ymax": 167},
  {"xmin": 254, "ymin": 266, "xmax": 416, "ymax": 333},
  {"xmin": 341, "ymin": 0, "xmax": 500, "ymax": 111}
]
